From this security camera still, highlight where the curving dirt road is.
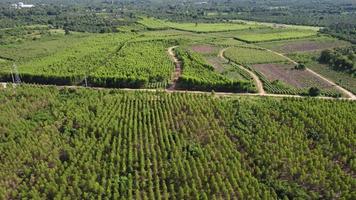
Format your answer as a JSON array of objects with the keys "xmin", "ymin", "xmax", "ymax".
[
  {"xmin": 219, "ymin": 48, "xmax": 266, "ymax": 95},
  {"xmin": 262, "ymin": 47, "xmax": 356, "ymax": 99},
  {"xmin": 167, "ymin": 46, "xmax": 182, "ymax": 90}
]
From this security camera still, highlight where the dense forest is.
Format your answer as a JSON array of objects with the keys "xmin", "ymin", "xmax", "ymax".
[{"xmin": 0, "ymin": 86, "xmax": 355, "ymax": 199}]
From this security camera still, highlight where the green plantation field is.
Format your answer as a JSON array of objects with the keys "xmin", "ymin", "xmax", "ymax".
[
  {"xmin": 234, "ymin": 29, "xmax": 317, "ymax": 43},
  {"xmin": 0, "ymin": 34, "xmax": 176, "ymax": 88},
  {"xmin": 224, "ymin": 47, "xmax": 288, "ymax": 64},
  {"xmin": 1, "ymin": 86, "xmax": 355, "ymax": 199},
  {"xmin": 139, "ymin": 17, "xmax": 261, "ymax": 33}
]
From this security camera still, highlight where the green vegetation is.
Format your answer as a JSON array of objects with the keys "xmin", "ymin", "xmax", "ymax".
[
  {"xmin": 319, "ymin": 46, "xmax": 355, "ymax": 75},
  {"xmin": 0, "ymin": 33, "xmax": 91, "ymax": 63},
  {"xmin": 321, "ymin": 23, "xmax": 356, "ymax": 44},
  {"xmin": 0, "ymin": 34, "xmax": 176, "ymax": 88},
  {"xmin": 175, "ymin": 48, "xmax": 255, "ymax": 92},
  {"xmin": 234, "ymin": 29, "xmax": 317, "ymax": 43},
  {"xmin": 0, "ymin": 86, "xmax": 355, "ymax": 199},
  {"xmin": 139, "ymin": 17, "xmax": 261, "ymax": 33},
  {"xmin": 224, "ymin": 47, "xmax": 288, "ymax": 65}
]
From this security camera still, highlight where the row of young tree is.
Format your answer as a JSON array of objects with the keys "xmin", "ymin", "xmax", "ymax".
[{"xmin": 0, "ymin": 86, "xmax": 355, "ymax": 199}]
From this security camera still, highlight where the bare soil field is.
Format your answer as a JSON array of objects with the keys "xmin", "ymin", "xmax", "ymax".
[
  {"xmin": 190, "ymin": 44, "xmax": 218, "ymax": 54},
  {"xmin": 256, "ymin": 37, "xmax": 350, "ymax": 54},
  {"xmin": 252, "ymin": 63, "xmax": 335, "ymax": 90}
]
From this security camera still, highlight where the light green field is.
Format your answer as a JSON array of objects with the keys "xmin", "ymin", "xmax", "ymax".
[
  {"xmin": 224, "ymin": 47, "xmax": 289, "ymax": 64},
  {"xmin": 235, "ymin": 29, "xmax": 317, "ymax": 43},
  {"xmin": 232, "ymin": 19, "xmax": 321, "ymax": 31},
  {"xmin": 138, "ymin": 17, "xmax": 261, "ymax": 33}
]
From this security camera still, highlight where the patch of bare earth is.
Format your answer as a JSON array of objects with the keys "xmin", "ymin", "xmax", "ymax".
[
  {"xmin": 281, "ymin": 41, "xmax": 348, "ymax": 53},
  {"xmin": 190, "ymin": 44, "xmax": 218, "ymax": 54},
  {"xmin": 206, "ymin": 57, "xmax": 225, "ymax": 73},
  {"xmin": 252, "ymin": 63, "xmax": 335, "ymax": 89}
]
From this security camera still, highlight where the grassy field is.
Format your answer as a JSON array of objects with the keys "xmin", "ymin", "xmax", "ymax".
[
  {"xmin": 234, "ymin": 29, "xmax": 317, "ymax": 43},
  {"xmin": 255, "ymin": 36, "xmax": 351, "ymax": 54},
  {"xmin": 0, "ymin": 33, "xmax": 91, "ymax": 63},
  {"xmin": 232, "ymin": 19, "xmax": 321, "ymax": 31},
  {"xmin": 1, "ymin": 86, "xmax": 355, "ymax": 199},
  {"xmin": 288, "ymin": 51, "xmax": 356, "ymax": 94},
  {"xmin": 139, "ymin": 17, "xmax": 261, "ymax": 33},
  {"xmin": 224, "ymin": 47, "xmax": 289, "ymax": 64}
]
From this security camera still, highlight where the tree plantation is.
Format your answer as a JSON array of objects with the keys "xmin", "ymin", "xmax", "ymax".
[
  {"xmin": 0, "ymin": 1, "xmax": 356, "ymax": 199},
  {"xmin": 0, "ymin": 86, "xmax": 355, "ymax": 199}
]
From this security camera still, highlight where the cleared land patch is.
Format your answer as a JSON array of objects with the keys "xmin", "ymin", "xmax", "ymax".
[
  {"xmin": 256, "ymin": 37, "xmax": 351, "ymax": 54},
  {"xmin": 224, "ymin": 47, "xmax": 289, "ymax": 64},
  {"xmin": 252, "ymin": 63, "xmax": 335, "ymax": 90},
  {"xmin": 190, "ymin": 44, "xmax": 218, "ymax": 54},
  {"xmin": 289, "ymin": 51, "xmax": 356, "ymax": 94}
]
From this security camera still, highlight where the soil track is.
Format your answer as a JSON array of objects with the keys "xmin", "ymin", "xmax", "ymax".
[
  {"xmin": 167, "ymin": 46, "xmax": 182, "ymax": 90},
  {"xmin": 219, "ymin": 48, "xmax": 266, "ymax": 95}
]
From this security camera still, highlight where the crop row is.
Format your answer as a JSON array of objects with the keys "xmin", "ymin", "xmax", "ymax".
[
  {"xmin": 0, "ymin": 35, "xmax": 177, "ymax": 89},
  {"xmin": 0, "ymin": 86, "xmax": 355, "ymax": 199}
]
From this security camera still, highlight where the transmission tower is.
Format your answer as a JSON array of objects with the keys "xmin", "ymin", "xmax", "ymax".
[{"xmin": 12, "ymin": 63, "xmax": 21, "ymax": 84}]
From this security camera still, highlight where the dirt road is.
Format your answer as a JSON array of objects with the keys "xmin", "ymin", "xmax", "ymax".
[
  {"xmin": 219, "ymin": 48, "xmax": 266, "ymax": 95},
  {"xmin": 167, "ymin": 46, "xmax": 182, "ymax": 90}
]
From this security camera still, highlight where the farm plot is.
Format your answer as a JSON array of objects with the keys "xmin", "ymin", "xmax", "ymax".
[
  {"xmin": 256, "ymin": 36, "xmax": 351, "ymax": 54},
  {"xmin": 288, "ymin": 51, "xmax": 356, "ymax": 94},
  {"xmin": 188, "ymin": 44, "xmax": 253, "ymax": 82},
  {"xmin": 175, "ymin": 48, "xmax": 255, "ymax": 92},
  {"xmin": 224, "ymin": 47, "xmax": 289, "ymax": 65},
  {"xmin": 139, "ymin": 17, "xmax": 262, "ymax": 33},
  {"xmin": 206, "ymin": 57, "xmax": 252, "ymax": 82},
  {"xmin": 252, "ymin": 63, "xmax": 336, "ymax": 90},
  {"xmin": 234, "ymin": 28, "xmax": 317, "ymax": 43},
  {"xmin": 189, "ymin": 44, "xmax": 219, "ymax": 55}
]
